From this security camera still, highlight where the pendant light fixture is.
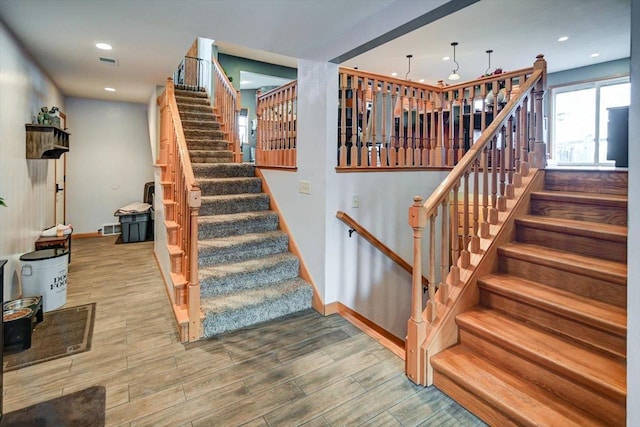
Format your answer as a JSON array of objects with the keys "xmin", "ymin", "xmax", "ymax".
[
  {"xmin": 405, "ymin": 54, "xmax": 413, "ymax": 81},
  {"xmin": 485, "ymin": 49, "xmax": 493, "ymax": 76},
  {"xmin": 448, "ymin": 42, "xmax": 460, "ymax": 81}
]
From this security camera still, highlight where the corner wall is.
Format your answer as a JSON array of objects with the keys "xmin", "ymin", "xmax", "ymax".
[
  {"xmin": 0, "ymin": 20, "xmax": 64, "ymax": 300},
  {"xmin": 64, "ymin": 97, "xmax": 154, "ymax": 234}
]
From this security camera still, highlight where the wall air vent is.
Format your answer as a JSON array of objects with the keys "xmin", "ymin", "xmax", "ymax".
[
  {"xmin": 99, "ymin": 57, "xmax": 118, "ymax": 66},
  {"xmin": 102, "ymin": 223, "xmax": 121, "ymax": 236}
]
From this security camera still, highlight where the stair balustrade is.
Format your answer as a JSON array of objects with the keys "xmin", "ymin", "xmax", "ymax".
[
  {"xmin": 212, "ymin": 57, "xmax": 242, "ymax": 162},
  {"xmin": 158, "ymin": 78, "xmax": 202, "ymax": 342},
  {"xmin": 405, "ymin": 55, "xmax": 547, "ymax": 386},
  {"xmin": 174, "ymin": 56, "xmax": 209, "ymax": 91},
  {"xmin": 255, "ymin": 81, "xmax": 298, "ymax": 168}
]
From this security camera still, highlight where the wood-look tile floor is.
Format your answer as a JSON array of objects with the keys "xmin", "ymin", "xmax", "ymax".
[{"xmin": 3, "ymin": 236, "xmax": 485, "ymax": 426}]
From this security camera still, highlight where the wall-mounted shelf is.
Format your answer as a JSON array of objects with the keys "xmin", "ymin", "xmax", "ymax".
[{"xmin": 25, "ymin": 124, "xmax": 70, "ymax": 159}]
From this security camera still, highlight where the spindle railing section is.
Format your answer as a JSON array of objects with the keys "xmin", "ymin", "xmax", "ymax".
[
  {"xmin": 212, "ymin": 58, "xmax": 242, "ymax": 162},
  {"xmin": 255, "ymin": 81, "xmax": 297, "ymax": 168},
  {"xmin": 405, "ymin": 55, "xmax": 547, "ymax": 386},
  {"xmin": 159, "ymin": 78, "xmax": 202, "ymax": 342}
]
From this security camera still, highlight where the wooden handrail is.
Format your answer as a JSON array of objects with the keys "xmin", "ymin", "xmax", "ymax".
[
  {"xmin": 405, "ymin": 54, "xmax": 547, "ymax": 386},
  {"xmin": 339, "ymin": 66, "xmax": 442, "ymax": 92},
  {"xmin": 421, "ymin": 68, "xmax": 543, "ymax": 217},
  {"xmin": 336, "ymin": 211, "xmax": 429, "ymax": 288},
  {"xmin": 167, "ymin": 79, "xmax": 198, "ymax": 192}
]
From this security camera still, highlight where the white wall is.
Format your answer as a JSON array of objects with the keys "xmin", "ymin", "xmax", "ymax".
[
  {"xmin": 263, "ymin": 60, "xmax": 448, "ymax": 339},
  {"xmin": 64, "ymin": 97, "xmax": 154, "ymax": 234},
  {"xmin": 0, "ymin": 21, "xmax": 64, "ymax": 300},
  {"xmin": 627, "ymin": 0, "xmax": 638, "ymax": 424}
]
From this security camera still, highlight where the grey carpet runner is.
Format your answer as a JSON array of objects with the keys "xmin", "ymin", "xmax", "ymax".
[{"xmin": 175, "ymin": 88, "xmax": 313, "ymax": 337}]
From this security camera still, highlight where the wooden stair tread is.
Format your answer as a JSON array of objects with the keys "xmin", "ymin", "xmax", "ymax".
[
  {"xmin": 478, "ymin": 273, "xmax": 626, "ymax": 336},
  {"xmin": 456, "ymin": 308, "xmax": 626, "ymax": 402},
  {"xmin": 530, "ymin": 190, "xmax": 627, "ymax": 207},
  {"xmin": 498, "ymin": 242, "xmax": 627, "ymax": 285},
  {"xmin": 432, "ymin": 346, "xmax": 603, "ymax": 427},
  {"xmin": 516, "ymin": 216, "xmax": 627, "ymax": 242}
]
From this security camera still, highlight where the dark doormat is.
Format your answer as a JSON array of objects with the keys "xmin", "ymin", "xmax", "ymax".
[
  {"xmin": 0, "ymin": 385, "xmax": 105, "ymax": 426},
  {"xmin": 3, "ymin": 303, "xmax": 96, "ymax": 372}
]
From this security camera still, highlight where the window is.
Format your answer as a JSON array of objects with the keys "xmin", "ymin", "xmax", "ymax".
[{"xmin": 551, "ymin": 77, "xmax": 629, "ymax": 165}]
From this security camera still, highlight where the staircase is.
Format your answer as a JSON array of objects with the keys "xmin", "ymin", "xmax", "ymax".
[
  {"xmin": 174, "ymin": 88, "xmax": 313, "ymax": 338},
  {"xmin": 431, "ymin": 169, "xmax": 627, "ymax": 426}
]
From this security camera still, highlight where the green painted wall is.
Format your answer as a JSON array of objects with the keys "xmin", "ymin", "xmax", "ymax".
[{"xmin": 217, "ymin": 53, "xmax": 297, "ymax": 90}]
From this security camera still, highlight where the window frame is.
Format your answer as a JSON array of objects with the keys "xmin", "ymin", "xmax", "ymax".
[{"xmin": 549, "ymin": 75, "xmax": 630, "ymax": 166}]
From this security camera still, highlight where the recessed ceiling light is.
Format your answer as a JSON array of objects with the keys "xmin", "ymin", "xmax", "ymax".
[
  {"xmin": 419, "ymin": 79, "xmax": 425, "ymax": 83},
  {"xmin": 391, "ymin": 72, "xmax": 398, "ymax": 77},
  {"xmin": 104, "ymin": 87, "xmax": 116, "ymax": 92},
  {"xmin": 590, "ymin": 53, "xmax": 600, "ymax": 58},
  {"xmin": 558, "ymin": 36, "xmax": 569, "ymax": 42},
  {"xmin": 96, "ymin": 43, "xmax": 112, "ymax": 50},
  {"xmin": 442, "ymin": 56, "xmax": 450, "ymax": 61}
]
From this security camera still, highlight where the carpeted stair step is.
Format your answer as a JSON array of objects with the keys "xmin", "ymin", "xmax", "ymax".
[
  {"xmin": 175, "ymin": 103, "xmax": 212, "ymax": 114},
  {"xmin": 198, "ymin": 177, "xmax": 262, "ymax": 196},
  {"xmin": 198, "ymin": 211, "xmax": 280, "ymax": 239},
  {"xmin": 184, "ymin": 128, "xmax": 226, "ymax": 140},
  {"xmin": 199, "ymin": 193, "xmax": 270, "ymax": 216},
  {"xmin": 192, "ymin": 163, "xmax": 255, "ymax": 179},
  {"xmin": 181, "ymin": 119, "xmax": 221, "ymax": 130},
  {"xmin": 179, "ymin": 111, "xmax": 219, "ymax": 122},
  {"xmin": 478, "ymin": 273, "xmax": 627, "ymax": 359},
  {"xmin": 198, "ymin": 231, "xmax": 289, "ymax": 267},
  {"xmin": 201, "ymin": 278, "xmax": 313, "ymax": 337},
  {"xmin": 186, "ymin": 140, "xmax": 229, "ymax": 151},
  {"xmin": 199, "ymin": 252, "xmax": 300, "ymax": 298},
  {"xmin": 175, "ymin": 94, "xmax": 210, "ymax": 105},
  {"xmin": 431, "ymin": 345, "xmax": 604, "ymax": 427},
  {"xmin": 175, "ymin": 88, "xmax": 208, "ymax": 97},
  {"xmin": 189, "ymin": 150, "xmax": 234, "ymax": 163}
]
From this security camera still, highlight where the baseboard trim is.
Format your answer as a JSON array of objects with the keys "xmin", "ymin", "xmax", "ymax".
[
  {"xmin": 72, "ymin": 232, "xmax": 103, "ymax": 239},
  {"xmin": 327, "ymin": 302, "xmax": 405, "ymax": 360}
]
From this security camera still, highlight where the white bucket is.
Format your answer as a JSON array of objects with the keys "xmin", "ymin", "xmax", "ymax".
[{"xmin": 20, "ymin": 248, "xmax": 68, "ymax": 312}]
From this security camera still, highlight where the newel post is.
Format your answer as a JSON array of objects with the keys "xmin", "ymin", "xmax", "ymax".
[
  {"xmin": 406, "ymin": 196, "xmax": 428, "ymax": 385},
  {"xmin": 533, "ymin": 54, "xmax": 547, "ymax": 169},
  {"xmin": 188, "ymin": 187, "xmax": 202, "ymax": 341}
]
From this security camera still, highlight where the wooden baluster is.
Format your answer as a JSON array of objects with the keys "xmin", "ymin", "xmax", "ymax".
[
  {"xmin": 449, "ymin": 186, "xmax": 460, "ymax": 286},
  {"xmin": 521, "ymin": 93, "xmax": 530, "ymax": 176},
  {"xmin": 428, "ymin": 213, "xmax": 437, "ymax": 321},
  {"xmin": 534, "ymin": 84, "xmax": 546, "ymax": 169},
  {"xmin": 457, "ymin": 88, "xmax": 465, "ymax": 163},
  {"xmin": 528, "ymin": 89, "xmax": 535, "ymax": 168},
  {"xmin": 489, "ymin": 135, "xmax": 499, "ymax": 225},
  {"xmin": 398, "ymin": 85, "xmax": 406, "ymax": 166},
  {"xmin": 497, "ymin": 126, "xmax": 507, "ymax": 212},
  {"xmin": 470, "ymin": 157, "xmax": 481, "ymax": 251},
  {"xmin": 480, "ymin": 83, "xmax": 487, "ymax": 134},
  {"xmin": 406, "ymin": 196, "xmax": 427, "ymax": 385},
  {"xmin": 513, "ymin": 106, "xmax": 522, "ymax": 187},
  {"xmin": 506, "ymin": 115, "xmax": 515, "ymax": 199},
  {"xmin": 447, "ymin": 93, "xmax": 454, "ymax": 166},
  {"xmin": 477, "ymin": 148, "xmax": 487, "ymax": 240},
  {"xmin": 390, "ymin": 85, "xmax": 398, "ymax": 167},
  {"xmin": 371, "ymin": 80, "xmax": 379, "ymax": 167},
  {"xmin": 381, "ymin": 81, "xmax": 388, "ymax": 167},
  {"xmin": 469, "ymin": 86, "xmax": 476, "ymax": 148},
  {"xmin": 429, "ymin": 97, "xmax": 436, "ymax": 166},
  {"xmin": 436, "ymin": 81, "xmax": 445, "ymax": 166},
  {"xmin": 414, "ymin": 89, "xmax": 421, "ymax": 166},
  {"xmin": 361, "ymin": 80, "xmax": 370, "ymax": 167},
  {"xmin": 439, "ymin": 197, "xmax": 449, "ymax": 303},
  {"xmin": 350, "ymin": 76, "xmax": 357, "ymax": 168},
  {"xmin": 406, "ymin": 89, "xmax": 414, "ymax": 166},
  {"xmin": 339, "ymin": 74, "xmax": 347, "ymax": 167},
  {"xmin": 421, "ymin": 90, "xmax": 429, "ymax": 166},
  {"xmin": 460, "ymin": 171, "xmax": 470, "ymax": 268}
]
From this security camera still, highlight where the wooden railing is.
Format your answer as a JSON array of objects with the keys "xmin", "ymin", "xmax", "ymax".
[
  {"xmin": 336, "ymin": 211, "xmax": 428, "ymax": 288},
  {"xmin": 405, "ymin": 55, "xmax": 547, "ymax": 386},
  {"xmin": 255, "ymin": 80, "xmax": 297, "ymax": 168},
  {"xmin": 158, "ymin": 78, "xmax": 202, "ymax": 342},
  {"xmin": 212, "ymin": 58, "xmax": 242, "ymax": 162}
]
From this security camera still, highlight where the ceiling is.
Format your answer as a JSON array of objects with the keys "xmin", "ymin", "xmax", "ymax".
[{"xmin": 0, "ymin": 0, "xmax": 630, "ymax": 104}]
